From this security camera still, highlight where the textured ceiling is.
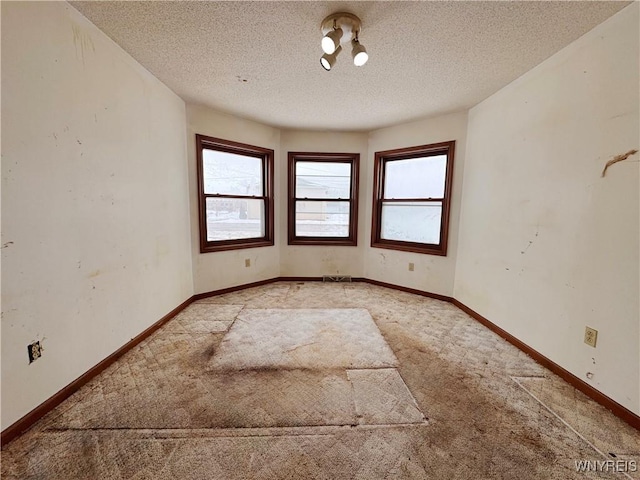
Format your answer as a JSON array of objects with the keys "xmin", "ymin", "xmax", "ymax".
[{"xmin": 70, "ymin": 1, "xmax": 630, "ymax": 132}]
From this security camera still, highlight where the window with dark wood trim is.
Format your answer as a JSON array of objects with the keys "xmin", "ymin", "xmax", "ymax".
[
  {"xmin": 288, "ymin": 152, "xmax": 359, "ymax": 246},
  {"xmin": 371, "ymin": 141, "xmax": 455, "ymax": 256},
  {"xmin": 196, "ymin": 134, "xmax": 274, "ymax": 253}
]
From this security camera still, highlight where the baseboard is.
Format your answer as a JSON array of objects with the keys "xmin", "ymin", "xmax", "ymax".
[
  {"xmin": 4, "ymin": 277, "xmax": 637, "ymax": 447},
  {"xmin": 278, "ymin": 276, "xmax": 367, "ymax": 282},
  {"xmin": 450, "ymin": 299, "xmax": 640, "ymax": 430},
  {"xmin": 1, "ymin": 296, "xmax": 194, "ymax": 447},
  {"xmin": 277, "ymin": 276, "xmax": 325, "ymax": 282},
  {"xmin": 192, "ymin": 278, "xmax": 280, "ymax": 301},
  {"xmin": 358, "ymin": 278, "xmax": 453, "ymax": 303}
]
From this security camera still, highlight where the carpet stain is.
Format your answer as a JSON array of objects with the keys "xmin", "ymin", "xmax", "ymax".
[{"xmin": 2, "ymin": 282, "xmax": 637, "ymax": 480}]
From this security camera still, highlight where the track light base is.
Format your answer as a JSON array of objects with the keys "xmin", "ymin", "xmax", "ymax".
[{"xmin": 320, "ymin": 12, "xmax": 362, "ymax": 46}]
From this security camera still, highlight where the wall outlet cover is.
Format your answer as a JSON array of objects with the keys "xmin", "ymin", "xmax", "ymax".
[
  {"xmin": 584, "ymin": 327, "xmax": 598, "ymax": 348},
  {"xmin": 28, "ymin": 341, "xmax": 42, "ymax": 363}
]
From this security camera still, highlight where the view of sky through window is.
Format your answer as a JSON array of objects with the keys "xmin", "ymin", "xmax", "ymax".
[
  {"xmin": 203, "ymin": 150, "xmax": 262, "ymax": 196},
  {"xmin": 383, "ymin": 155, "xmax": 446, "ymax": 199}
]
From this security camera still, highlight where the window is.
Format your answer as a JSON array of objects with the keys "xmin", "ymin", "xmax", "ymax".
[
  {"xmin": 288, "ymin": 152, "xmax": 359, "ymax": 246},
  {"xmin": 371, "ymin": 141, "xmax": 455, "ymax": 256},
  {"xmin": 196, "ymin": 135, "xmax": 274, "ymax": 253}
]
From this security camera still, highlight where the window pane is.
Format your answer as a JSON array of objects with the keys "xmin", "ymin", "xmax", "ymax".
[
  {"xmin": 384, "ymin": 155, "xmax": 446, "ymax": 199},
  {"xmin": 381, "ymin": 201, "xmax": 442, "ymax": 244},
  {"xmin": 295, "ymin": 200, "xmax": 350, "ymax": 237},
  {"xmin": 203, "ymin": 149, "xmax": 263, "ymax": 195},
  {"xmin": 206, "ymin": 197, "xmax": 264, "ymax": 241},
  {"xmin": 295, "ymin": 161, "xmax": 351, "ymax": 199}
]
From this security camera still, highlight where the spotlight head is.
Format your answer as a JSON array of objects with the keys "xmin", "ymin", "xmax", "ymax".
[
  {"xmin": 352, "ymin": 40, "xmax": 368, "ymax": 66},
  {"xmin": 321, "ymin": 28, "xmax": 343, "ymax": 55},
  {"xmin": 320, "ymin": 45, "xmax": 342, "ymax": 71}
]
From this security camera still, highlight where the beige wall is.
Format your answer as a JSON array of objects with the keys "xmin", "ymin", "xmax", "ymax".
[
  {"xmin": 1, "ymin": 2, "xmax": 193, "ymax": 429},
  {"xmin": 454, "ymin": 4, "xmax": 639, "ymax": 414},
  {"xmin": 186, "ymin": 105, "xmax": 281, "ymax": 294},
  {"xmin": 279, "ymin": 130, "xmax": 369, "ymax": 277},
  {"xmin": 364, "ymin": 112, "xmax": 468, "ymax": 297}
]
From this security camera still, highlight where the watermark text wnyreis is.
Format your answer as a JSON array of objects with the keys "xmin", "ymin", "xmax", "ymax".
[{"xmin": 575, "ymin": 459, "xmax": 637, "ymax": 473}]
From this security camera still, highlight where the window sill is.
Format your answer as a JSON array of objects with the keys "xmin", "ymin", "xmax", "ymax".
[
  {"xmin": 200, "ymin": 239, "xmax": 274, "ymax": 253},
  {"xmin": 370, "ymin": 240, "xmax": 447, "ymax": 256},
  {"xmin": 288, "ymin": 237, "xmax": 358, "ymax": 246}
]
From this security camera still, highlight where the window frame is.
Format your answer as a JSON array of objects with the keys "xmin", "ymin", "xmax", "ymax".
[
  {"xmin": 287, "ymin": 152, "xmax": 360, "ymax": 246},
  {"xmin": 196, "ymin": 134, "xmax": 274, "ymax": 253},
  {"xmin": 371, "ymin": 141, "xmax": 455, "ymax": 256}
]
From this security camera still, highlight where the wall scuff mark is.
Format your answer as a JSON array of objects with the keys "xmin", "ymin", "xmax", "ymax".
[
  {"xmin": 601, "ymin": 149, "xmax": 638, "ymax": 177},
  {"xmin": 72, "ymin": 24, "xmax": 95, "ymax": 65}
]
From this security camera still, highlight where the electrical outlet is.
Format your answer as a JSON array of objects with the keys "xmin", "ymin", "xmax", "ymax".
[
  {"xmin": 584, "ymin": 327, "xmax": 598, "ymax": 348},
  {"xmin": 245, "ymin": 258, "xmax": 251, "ymax": 267},
  {"xmin": 408, "ymin": 263, "xmax": 415, "ymax": 271},
  {"xmin": 28, "ymin": 341, "xmax": 42, "ymax": 363}
]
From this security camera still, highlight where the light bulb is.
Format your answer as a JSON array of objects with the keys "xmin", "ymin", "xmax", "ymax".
[
  {"xmin": 321, "ymin": 28, "xmax": 343, "ymax": 55},
  {"xmin": 320, "ymin": 45, "xmax": 342, "ymax": 71},
  {"xmin": 352, "ymin": 40, "xmax": 368, "ymax": 66}
]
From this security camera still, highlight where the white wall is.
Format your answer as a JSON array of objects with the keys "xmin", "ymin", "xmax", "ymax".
[
  {"xmin": 279, "ymin": 130, "xmax": 368, "ymax": 277},
  {"xmin": 454, "ymin": 4, "xmax": 639, "ymax": 414},
  {"xmin": 364, "ymin": 112, "xmax": 468, "ymax": 297},
  {"xmin": 1, "ymin": 2, "xmax": 193, "ymax": 429},
  {"xmin": 186, "ymin": 105, "xmax": 281, "ymax": 294}
]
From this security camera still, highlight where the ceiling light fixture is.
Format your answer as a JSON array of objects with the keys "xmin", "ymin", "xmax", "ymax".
[
  {"xmin": 320, "ymin": 45, "xmax": 342, "ymax": 71},
  {"xmin": 320, "ymin": 12, "xmax": 368, "ymax": 71}
]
